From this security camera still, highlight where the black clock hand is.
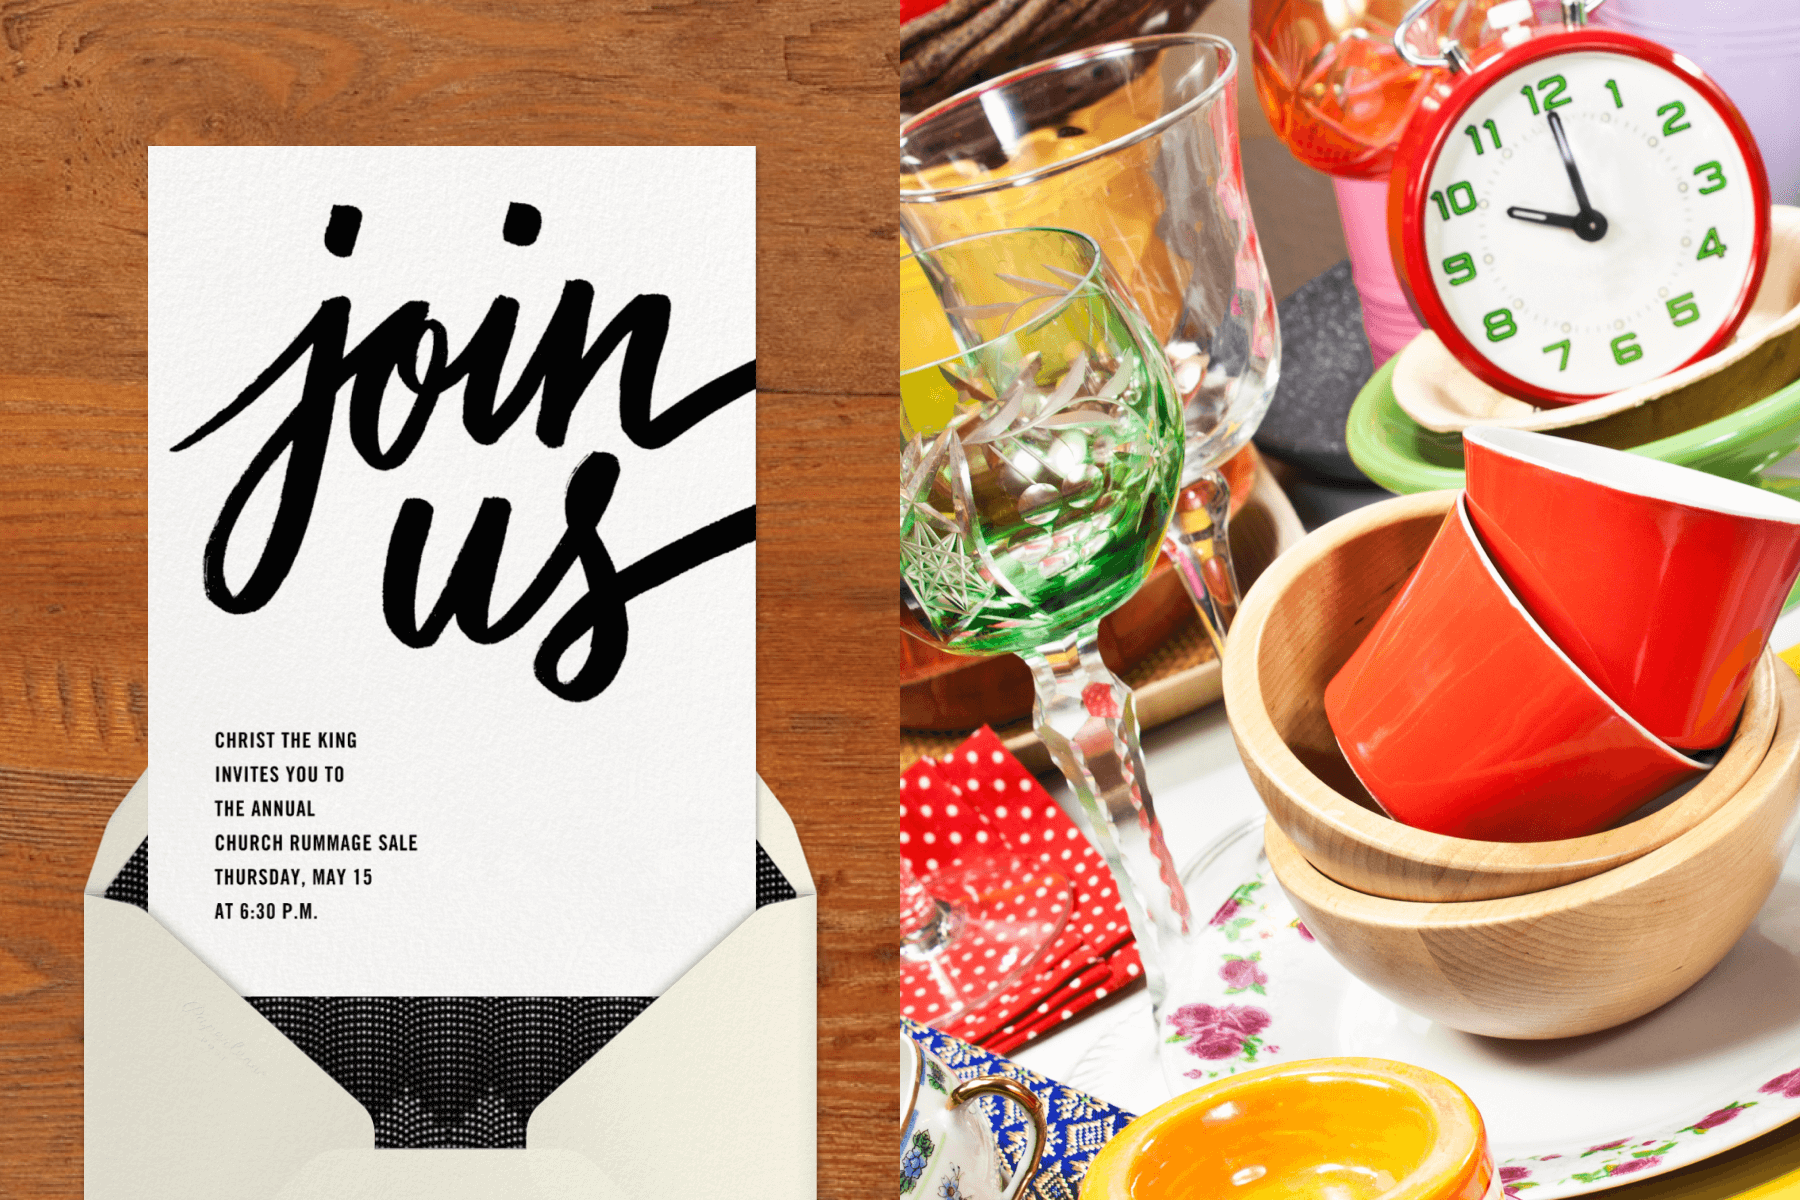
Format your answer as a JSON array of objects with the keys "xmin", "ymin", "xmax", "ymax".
[
  {"xmin": 1547, "ymin": 111, "xmax": 1592, "ymax": 212},
  {"xmin": 1507, "ymin": 206, "xmax": 1583, "ymax": 230},
  {"xmin": 1545, "ymin": 110, "xmax": 1608, "ymax": 242}
]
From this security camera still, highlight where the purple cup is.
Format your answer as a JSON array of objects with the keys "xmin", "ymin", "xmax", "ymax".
[{"xmin": 1596, "ymin": 0, "xmax": 1800, "ymax": 207}]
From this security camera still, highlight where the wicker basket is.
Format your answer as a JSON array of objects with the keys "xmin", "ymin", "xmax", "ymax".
[{"xmin": 901, "ymin": 0, "xmax": 1215, "ymax": 112}]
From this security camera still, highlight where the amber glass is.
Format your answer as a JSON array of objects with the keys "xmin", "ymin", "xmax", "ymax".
[{"xmin": 1250, "ymin": 0, "xmax": 1514, "ymax": 179}]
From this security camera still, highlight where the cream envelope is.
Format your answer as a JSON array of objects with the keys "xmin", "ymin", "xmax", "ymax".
[{"xmin": 85, "ymin": 774, "xmax": 815, "ymax": 1199}]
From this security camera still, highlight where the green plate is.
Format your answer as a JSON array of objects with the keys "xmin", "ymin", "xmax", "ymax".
[
  {"xmin": 1347, "ymin": 358, "xmax": 1800, "ymax": 609},
  {"xmin": 1348, "ymin": 357, "xmax": 1800, "ymax": 494}
]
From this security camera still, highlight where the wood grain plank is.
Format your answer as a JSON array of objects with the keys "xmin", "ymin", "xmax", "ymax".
[
  {"xmin": 0, "ymin": 767, "xmax": 140, "ymax": 1196},
  {"xmin": 0, "ymin": 4, "xmax": 896, "ymax": 1196},
  {"xmin": 0, "ymin": 376, "xmax": 148, "ymax": 783}
]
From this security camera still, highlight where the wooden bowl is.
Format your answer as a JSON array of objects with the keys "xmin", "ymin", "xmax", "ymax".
[
  {"xmin": 1223, "ymin": 490, "xmax": 1781, "ymax": 901},
  {"xmin": 1264, "ymin": 657, "xmax": 1800, "ymax": 1039}
]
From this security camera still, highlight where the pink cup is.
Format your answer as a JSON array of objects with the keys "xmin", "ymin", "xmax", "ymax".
[{"xmin": 1334, "ymin": 175, "xmax": 1424, "ymax": 367}]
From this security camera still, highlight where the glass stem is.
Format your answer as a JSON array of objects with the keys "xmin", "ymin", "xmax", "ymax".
[
  {"xmin": 1024, "ymin": 625, "xmax": 1191, "ymax": 1012},
  {"xmin": 1163, "ymin": 467, "xmax": 1240, "ymax": 658},
  {"xmin": 900, "ymin": 859, "xmax": 955, "ymax": 960}
]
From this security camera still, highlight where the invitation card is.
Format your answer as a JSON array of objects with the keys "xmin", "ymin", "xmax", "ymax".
[{"xmin": 146, "ymin": 145, "xmax": 756, "ymax": 997}]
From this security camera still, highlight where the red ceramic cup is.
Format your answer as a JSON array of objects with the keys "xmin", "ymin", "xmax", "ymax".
[
  {"xmin": 1324, "ymin": 495, "xmax": 1707, "ymax": 842},
  {"xmin": 1465, "ymin": 427, "xmax": 1800, "ymax": 750}
]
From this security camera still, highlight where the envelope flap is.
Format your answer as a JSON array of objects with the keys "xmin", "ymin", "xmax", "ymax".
[
  {"xmin": 758, "ymin": 773, "xmax": 814, "ymax": 894},
  {"xmin": 527, "ymin": 893, "xmax": 816, "ymax": 1199},
  {"xmin": 86, "ymin": 774, "xmax": 147, "ymax": 896},
  {"xmin": 86, "ymin": 894, "xmax": 373, "ymax": 1199}
]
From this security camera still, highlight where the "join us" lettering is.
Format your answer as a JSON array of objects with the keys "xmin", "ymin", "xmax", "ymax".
[{"xmin": 172, "ymin": 202, "xmax": 755, "ymax": 702}]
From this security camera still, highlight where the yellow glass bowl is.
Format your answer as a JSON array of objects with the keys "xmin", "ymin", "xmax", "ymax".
[{"xmin": 1083, "ymin": 1058, "xmax": 1494, "ymax": 1200}]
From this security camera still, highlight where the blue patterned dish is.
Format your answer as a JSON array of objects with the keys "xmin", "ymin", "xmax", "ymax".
[{"xmin": 902, "ymin": 1017, "xmax": 1137, "ymax": 1200}]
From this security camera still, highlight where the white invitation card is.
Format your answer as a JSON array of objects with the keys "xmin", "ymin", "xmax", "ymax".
[{"xmin": 147, "ymin": 146, "xmax": 755, "ymax": 997}]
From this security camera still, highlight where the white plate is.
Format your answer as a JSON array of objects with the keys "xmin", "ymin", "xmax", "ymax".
[{"xmin": 1071, "ymin": 818, "xmax": 1800, "ymax": 1198}]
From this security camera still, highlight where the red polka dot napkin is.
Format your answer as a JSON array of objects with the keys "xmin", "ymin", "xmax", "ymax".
[{"xmin": 901, "ymin": 727, "xmax": 1141, "ymax": 1052}]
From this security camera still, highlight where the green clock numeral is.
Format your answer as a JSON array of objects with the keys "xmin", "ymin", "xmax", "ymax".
[
  {"xmin": 1657, "ymin": 100, "xmax": 1691, "ymax": 136},
  {"xmin": 1542, "ymin": 340, "xmax": 1571, "ymax": 372},
  {"xmin": 1463, "ymin": 120, "xmax": 1503, "ymax": 155},
  {"xmin": 1428, "ymin": 184, "xmax": 1477, "ymax": 221},
  {"xmin": 1523, "ymin": 76, "xmax": 1569, "ymax": 116},
  {"xmin": 1693, "ymin": 161, "xmax": 1727, "ymax": 194},
  {"xmin": 1484, "ymin": 309, "xmax": 1518, "ymax": 342},
  {"xmin": 1698, "ymin": 226, "xmax": 1727, "ymax": 260},
  {"xmin": 1611, "ymin": 332, "xmax": 1643, "ymax": 365},
  {"xmin": 1604, "ymin": 79, "xmax": 1623, "ymax": 108},
  {"xmin": 1442, "ymin": 253, "xmax": 1477, "ymax": 286},
  {"xmin": 1666, "ymin": 292, "xmax": 1700, "ymax": 327}
]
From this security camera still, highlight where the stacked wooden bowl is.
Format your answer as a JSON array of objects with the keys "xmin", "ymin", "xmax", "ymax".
[{"xmin": 1222, "ymin": 491, "xmax": 1800, "ymax": 1039}]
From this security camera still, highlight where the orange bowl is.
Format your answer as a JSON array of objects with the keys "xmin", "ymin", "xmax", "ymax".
[{"xmin": 1083, "ymin": 1057, "xmax": 1494, "ymax": 1200}]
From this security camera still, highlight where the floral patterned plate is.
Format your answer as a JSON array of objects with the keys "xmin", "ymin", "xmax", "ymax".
[{"xmin": 1071, "ymin": 817, "xmax": 1800, "ymax": 1199}]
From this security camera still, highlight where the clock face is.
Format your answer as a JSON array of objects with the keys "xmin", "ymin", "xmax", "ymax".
[{"xmin": 1412, "ymin": 43, "xmax": 1765, "ymax": 400}]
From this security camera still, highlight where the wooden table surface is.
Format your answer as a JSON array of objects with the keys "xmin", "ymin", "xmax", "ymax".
[{"xmin": 0, "ymin": 5, "xmax": 896, "ymax": 1196}]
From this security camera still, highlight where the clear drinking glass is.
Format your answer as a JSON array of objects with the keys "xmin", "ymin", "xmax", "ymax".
[
  {"xmin": 900, "ymin": 33, "xmax": 1280, "ymax": 654},
  {"xmin": 900, "ymin": 226, "xmax": 1198, "ymax": 1016}
]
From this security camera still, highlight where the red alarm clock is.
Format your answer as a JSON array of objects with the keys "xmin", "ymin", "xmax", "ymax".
[{"xmin": 1386, "ymin": 0, "xmax": 1770, "ymax": 406}]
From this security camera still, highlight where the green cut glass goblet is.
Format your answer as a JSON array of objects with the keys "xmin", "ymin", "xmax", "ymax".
[{"xmin": 900, "ymin": 226, "xmax": 1197, "ymax": 1007}]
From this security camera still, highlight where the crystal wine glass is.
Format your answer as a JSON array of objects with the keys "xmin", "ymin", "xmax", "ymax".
[
  {"xmin": 900, "ymin": 34, "xmax": 1280, "ymax": 656},
  {"xmin": 901, "ymin": 226, "xmax": 1198, "ymax": 1013}
]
